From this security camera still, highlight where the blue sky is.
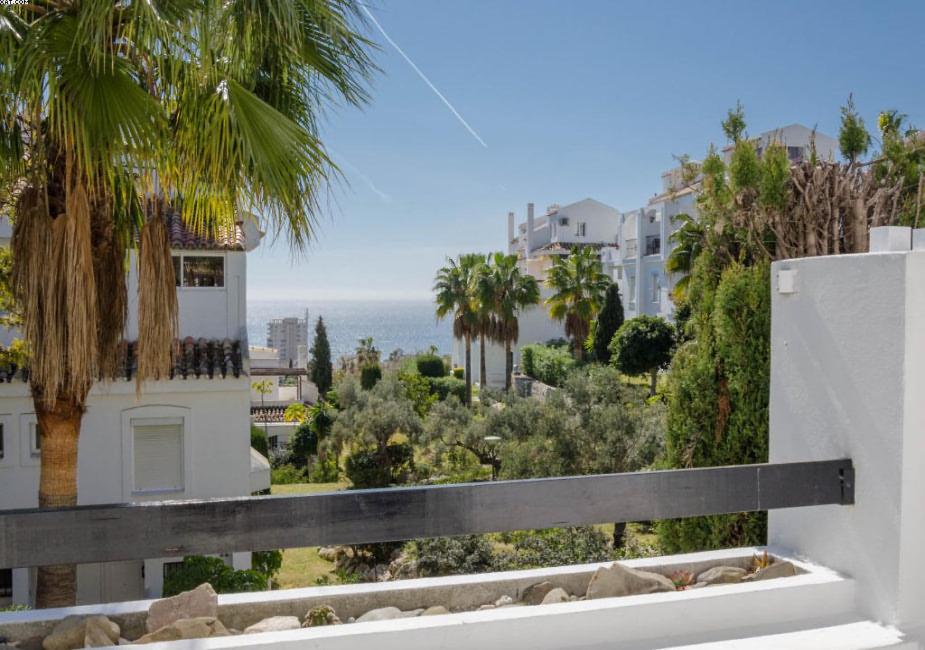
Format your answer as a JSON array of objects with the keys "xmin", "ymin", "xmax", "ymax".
[{"xmin": 247, "ymin": 0, "xmax": 925, "ymax": 301}]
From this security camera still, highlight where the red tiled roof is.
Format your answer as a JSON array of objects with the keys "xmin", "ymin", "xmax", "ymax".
[
  {"xmin": 534, "ymin": 242, "xmax": 606, "ymax": 255},
  {"xmin": 165, "ymin": 210, "xmax": 245, "ymax": 251}
]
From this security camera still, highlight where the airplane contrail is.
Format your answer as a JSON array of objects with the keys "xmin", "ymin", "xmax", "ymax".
[{"xmin": 361, "ymin": 5, "xmax": 489, "ymax": 148}]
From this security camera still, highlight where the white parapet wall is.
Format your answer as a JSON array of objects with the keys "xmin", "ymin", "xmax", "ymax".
[{"xmin": 768, "ymin": 241, "xmax": 925, "ymax": 641}]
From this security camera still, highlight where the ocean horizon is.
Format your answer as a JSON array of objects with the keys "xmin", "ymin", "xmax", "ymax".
[{"xmin": 246, "ymin": 299, "xmax": 453, "ymax": 362}]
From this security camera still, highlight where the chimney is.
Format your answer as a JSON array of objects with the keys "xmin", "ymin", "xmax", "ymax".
[
  {"xmin": 526, "ymin": 203, "xmax": 535, "ymax": 257},
  {"xmin": 507, "ymin": 211, "xmax": 515, "ymax": 252}
]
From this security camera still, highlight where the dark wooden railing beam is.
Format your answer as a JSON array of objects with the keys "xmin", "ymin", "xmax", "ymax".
[{"xmin": 0, "ymin": 459, "xmax": 853, "ymax": 569}]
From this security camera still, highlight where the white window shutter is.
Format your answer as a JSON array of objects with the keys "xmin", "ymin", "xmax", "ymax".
[{"xmin": 133, "ymin": 419, "xmax": 183, "ymax": 492}]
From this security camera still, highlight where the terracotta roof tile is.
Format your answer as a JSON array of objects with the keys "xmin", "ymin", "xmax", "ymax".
[{"xmin": 164, "ymin": 210, "xmax": 245, "ymax": 251}]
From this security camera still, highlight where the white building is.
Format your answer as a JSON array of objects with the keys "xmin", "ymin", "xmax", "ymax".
[
  {"xmin": 0, "ymin": 211, "xmax": 269, "ymax": 607},
  {"xmin": 249, "ymin": 345, "xmax": 318, "ymax": 451},
  {"xmin": 266, "ymin": 311, "xmax": 309, "ymax": 365}
]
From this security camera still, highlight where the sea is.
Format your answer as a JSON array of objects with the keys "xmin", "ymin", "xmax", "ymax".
[{"xmin": 247, "ymin": 300, "xmax": 453, "ymax": 362}]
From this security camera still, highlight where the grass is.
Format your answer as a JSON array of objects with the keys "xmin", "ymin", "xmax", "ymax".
[{"xmin": 271, "ymin": 481, "xmax": 349, "ymax": 588}]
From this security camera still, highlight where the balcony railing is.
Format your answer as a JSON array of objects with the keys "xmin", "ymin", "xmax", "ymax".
[{"xmin": 0, "ymin": 460, "xmax": 853, "ymax": 569}]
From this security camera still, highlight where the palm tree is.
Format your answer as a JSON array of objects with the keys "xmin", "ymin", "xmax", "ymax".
[
  {"xmin": 480, "ymin": 253, "xmax": 539, "ymax": 390},
  {"xmin": 665, "ymin": 213, "xmax": 706, "ymax": 301},
  {"xmin": 471, "ymin": 254, "xmax": 493, "ymax": 388},
  {"xmin": 545, "ymin": 247, "xmax": 610, "ymax": 360},
  {"xmin": 434, "ymin": 254, "xmax": 482, "ymax": 405},
  {"xmin": 355, "ymin": 336, "xmax": 381, "ymax": 368},
  {"xmin": 1, "ymin": 0, "xmax": 374, "ymax": 607}
]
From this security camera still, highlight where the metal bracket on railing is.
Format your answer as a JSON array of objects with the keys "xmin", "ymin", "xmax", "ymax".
[{"xmin": 839, "ymin": 463, "xmax": 855, "ymax": 505}]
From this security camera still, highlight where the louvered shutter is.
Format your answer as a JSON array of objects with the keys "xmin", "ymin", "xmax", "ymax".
[{"xmin": 133, "ymin": 419, "xmax": 183, "ymax": 492}]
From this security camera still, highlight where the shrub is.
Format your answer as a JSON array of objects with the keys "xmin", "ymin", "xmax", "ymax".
[
  {"xmin": 609, "ymin": 315, "xmax": 675, "ymax": 395},
  {"xmin": 309, "ymin": 455, "xmax": 340, "ymax": 482},
  {"xmin": 251, "ymin": 550, "xmax": 283, "ymax": 581},
  {"xmin": 409, "ymin": 535, "xmax": 495, "ymax": 577},
  {"xmin": 520, "ymin": 345, "xmax": 535, "ymax": 377},
  {"xmin": 271, "ymin": 464, "xmax": 306, "ymax": 484},
  {"xmin": 162, "ymin": 556, "xmax": 268, "ymax": 597},
  {"xmin": 520, "ymin": 344, "xmax": 576, "ymax": 386},
  {"xmin": 250, "ymin": 425, "xmax": 268, "ymax": 458},
  {"xmin": 427, "ymin": 376, "xmax": 467, "ymax": 402},
  {"xmin": 492, "ymin": 527, "xmax": 612, "ymax": 571},
  {"xmin": 451, "ymin": 367, "xmax": 464, "ymax": 379},
  {"xmin": 345, "ymin": 442, "xmax": 414, "ymax": 489},
  {"xmin": 289, "ymin": 422, "xmax": 318, "ymax": 468},
  {"xmin": 360, "ymin": 364, "xmax": 382, "ymax": 390},
  {"xmin": 415, "ymin": 353, "xmax": 446, "ymax": 378},
  {"xmin": 399, "ymin": 370, "xmax": 437, "ymax": 416}
]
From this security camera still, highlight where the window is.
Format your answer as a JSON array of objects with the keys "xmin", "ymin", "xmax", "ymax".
[
  {"xmin": 162, "ymin": 560, "xmax": 184, "ymax": 583},
  {"xmin": 651, "ymin": 273, "xmax": 661, "ymax": 303},
  {"xmin": 787, "ymin": 146, "xmax": 804, "ymax": 162},
  {"xmin": 28, "ymin": 421, "xmax": 40, "ymax": 457},
  {"xmin": 625, "ymin": 239, "xmax": 638, "ymax": 258},
  {"xmin": 172, "ymin": 255, "xmax": 224, "ymax": 288},
  {"xmin": 0, "ymin": 568, "xmax": 11, "ymax": 598},
  {"xmin": 575, "ymin": 222, "xmax": 587, "ymax": 237},
  {"xmin": 645, "ymin": 236, "xmax": 661, "ymax": 256},
  {"xmin": 559, "ymin": 217, "xmax": 570, "ymax": 226},
  {"xmin": 133, "ymin": 418, "xmax": 184, "ymax": 493}
]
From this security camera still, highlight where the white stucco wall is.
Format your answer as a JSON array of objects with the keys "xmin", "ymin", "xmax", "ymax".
[{"xmin": 768, "ymin": 249, "xmax": 925, "ymax": 637}]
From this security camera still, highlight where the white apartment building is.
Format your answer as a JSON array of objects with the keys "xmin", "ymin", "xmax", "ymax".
[
  {"xmin": 266, "ymin": 311, "xmax": 309, "ymax": 365},
  {"xmin": 0, "ymin": 212, "xmax": 269, "ymax": 607}
]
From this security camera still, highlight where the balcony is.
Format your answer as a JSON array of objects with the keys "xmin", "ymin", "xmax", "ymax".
[{"xmin": 645, "ymin": 236, "xmax": 661, "ymax": 256}]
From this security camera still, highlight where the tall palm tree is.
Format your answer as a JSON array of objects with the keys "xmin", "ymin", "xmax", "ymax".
[
  {"xmin": 0, "ymin": 0, "xmax": 374, "ymax": 607},
  {"xmin": 471, "ymin": 254, "xmax": 494, "ymax": 388},
  {"xmin": 545, "ymin": 247, "xmax": 610, "ymax": 360},
  {"xmin": 479, "ymin": 253, "xmax": 539, "ymax": 390},
  {"xmin": 434, "ymin": 254, "xmax": 481, "ymax": 405},
  {"xmin": 665, "ymin": 213, "xmax": 706, "ymax": 302}
]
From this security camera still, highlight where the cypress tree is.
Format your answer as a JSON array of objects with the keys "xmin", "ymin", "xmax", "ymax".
[
  {"xmin": 592, "ymin": 282, "xmax": 624, "ymax": 363},
  {"xmin": 309, "ymin": 317, "xmax": 333, "ymax": 397}
]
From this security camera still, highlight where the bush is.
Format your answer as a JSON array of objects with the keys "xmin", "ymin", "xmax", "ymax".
[
  {"xmin": 427, "ymin": 376, "xmax": 467, "ymax": 402},
  {"xmin": 451, "ymin": 367, "xmax": 464, "ymax": 379},
  {"xmin": 309, "ymin": 455, "xmax": 340, "ymax": 482},
  {"xmin": 409, "ymin": 535, "xmax": 495, "ymax": 577},
  {"xmin": 415, "ymin": 353, "xmax": 446, "ymax": 378},
  {"xmin": 250, "ymin": 425, "xmax": 269, "ymax": 458},
  {"xmin": 520, "ymin": 344, "xmax": 576, "ymax": 386},
  {"xmin": 399, "ymin": 370, "xmax": 437, "ymax": 416},
  {"xmin": 360, "ymin": 364, "xmax": 382, "ymax": 390},
  {"xmin": 492, "ymin": 527, "xmax": 612, "ymax": 571},
  {"xmin": 162, "ymin": 556, "xmax": 268, "ymax": 597},
  {"xmin": 251, "ymin": 550, "xmax": 283, "ymax": 581},
  {"xmin": 289, "ymin": 422, "xmax": 318, "ymax": 468},
  {"xmin": 271, "ymin": 464, "xmax": 307, "ymax": 484},
  {"xmin": 345, "ymin": 442, "xmax": 415, "ymax": 489},
  {"xmin": 609, "ymin": 315, "xmax": 675, "ymax": 394}
]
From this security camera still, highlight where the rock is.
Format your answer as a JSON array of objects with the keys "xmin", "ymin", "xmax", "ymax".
[
  {"xmin": 493, "ymin": 595, "xmax": 513, "ymax": 607},
  {"xmin": 743, "ymin": 561, "xmax": 797, "ymax": 582},
  {"xmin": 83, "ymin": 616, "xmax": 120, "ymax": 647},
  {"xmin": 134, "ymin": 617, "xmax": 229, "ymax": 644},
  {"xmin": 521, "ymin": 581, "xmax": 556, "ymax": 606},
  {"xmin": 244, "ymin": 616, "xmax": 302, "ymax": 634},
  {"xmin": 42, "ymin": 615, "xmax": 88, "ymax": 650},
  {"xmin": 540, "ymin": 587, "xmax": 570, "ymax": 605},
  {"xmin": 420, "ymin": 606, "xmax": 449, "ymax": 617},
  {"xmin": 585, "ymin": 562, "xmax": 676, "ymax": 599},
  {"xmin": 356, "ymin": 607, "xmax": 403, "ymax": 623},
  {"xmin": 477, "ymin": 604, "xmax": 495, "ymax": 611},
  {"xmin": 317, "ymin": 547, "xmax": 337, "ymax": 562},
  {"xmin": 145, "ymin": 583, "xmax": 217, "ymax": 633},
  {"xmin": 15, "ymin": 636, "xmax": 44, "ymax": 650},
  {"xmin": 118, "ymin": 640, "xmax": 131, "ymax": 646},
  {"xmin": 303, "ymin": 606, "xmax": 341, "ymax": 627},
  {"xmin": 696, "ymin": 566, "xmax": 747, "ymax": 585}
]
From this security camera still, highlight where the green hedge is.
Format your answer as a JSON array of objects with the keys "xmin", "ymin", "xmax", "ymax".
[
  {"xmin": 360, "ymin": 364, "xmax": 382, "ymax": 390},
  {"xmin": 520, "ymin": 344, "xmax": 576, "ymax": 387},
  {"xmin": 415, "ymin": 353, "xmax": 447, "ymax": 378},
  {"xmin": 162, "ymin": 556, "xmax": 268, "ymax": 597},
  {"xmin": 428, "ymin": 376, "xmax": 467, "ymax": 402}
]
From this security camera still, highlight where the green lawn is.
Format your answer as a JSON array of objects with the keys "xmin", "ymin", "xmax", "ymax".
[{"xmin": 271, "ymin": 481, "xmax": 349, "ymax": 588}]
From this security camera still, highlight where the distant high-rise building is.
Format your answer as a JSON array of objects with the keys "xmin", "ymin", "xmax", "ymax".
[{"xmin": 266, "ymin": 309, "xmax": 309, "ymax": 365}]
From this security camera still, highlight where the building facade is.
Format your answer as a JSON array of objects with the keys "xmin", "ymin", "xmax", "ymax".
[
  {"xmin": 0, "ymin": 213, "xmax": 268, "ymax": 607},
  {"xmin": 266, "ymin": 311, "xmax": 309, "ymax": 366}
]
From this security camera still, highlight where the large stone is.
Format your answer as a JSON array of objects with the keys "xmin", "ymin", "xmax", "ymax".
[
  {"xmin": 355, "ymin": 607, "xmax": 403, "ymax": 623},
  {"xmin": 493, "ymin": 595, "xmax": 513, "ymax": 607},
  {"xmin": 521, "ymin": 581, "xmax": 556, "ymax": 606},
  {"xmin": 134, "ymin": 617, "xmax": 229, "ymax": 644},
  {"xmin": 540, "ymin": 587, "xmax": 570, "ymax": 605},
  {"xmin": 145, "ymin": 583, "xmax": 217, "ymax": 633},
  {"xmin": 243, "ymin": 616, "xmax": 302, "ymax": 634},
  {"xmin": 83, "ymin": 616, "xmax": 120, "ymax": 648},
  {"xmin": 743, "ymin": 561, "xmax": 797, "ymax": 582},
  {"xmin": 420, "ymin": 606, "xmax": 449, "ymax": 617},
  {"xmin": 696, "ymin": 566, "xmax": 747, "ymax": 585},
  {"xmin": 42, "ymin": 615, "xmax": 87, "ymax": 650},
  {"xmin": 585, "ymin": 562, "xmax": 676, "ymax": 599},
  {"xmin": 317, "ymin": 547, "xmax": 337, "ymax": 562}
]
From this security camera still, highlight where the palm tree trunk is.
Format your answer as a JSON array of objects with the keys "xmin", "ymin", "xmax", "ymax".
[
  {"xmin": 613, "ymin": 521, "xmax": 627, "ymax": 548},
  {"xmin": 505, "ymin": 341, "xmax": 513, "ymax": 391},
  {"xmin": 34, "ymin": 392, "xmax": 85, "ymax": 608},
  {"xmin": 479, "ymin": 332, "xmax": 487, "ymax": 389},
  {"xmin": 464, "ymin": 336, "xmax": 472, "ymax": 406}
]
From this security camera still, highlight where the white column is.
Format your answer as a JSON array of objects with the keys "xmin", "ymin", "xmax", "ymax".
[
  {"xmin": 768, "ymin": 235, "xmax": 925, "ymax": 637},
  {"xmin": 526, "ymin": 203, "xmax": 534, "ymax": 258}
]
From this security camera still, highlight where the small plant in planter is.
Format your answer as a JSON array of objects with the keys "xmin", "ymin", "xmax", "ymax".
[
  {"xmin": 670, "ymin": 570, "xmax": 695, "ymax": 590},
  {"xmin": 752, "ymin": 550, "xmax": 772, "ymax": 572}
]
